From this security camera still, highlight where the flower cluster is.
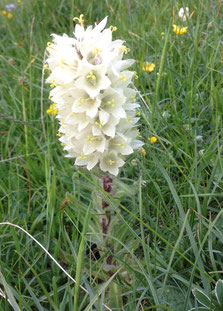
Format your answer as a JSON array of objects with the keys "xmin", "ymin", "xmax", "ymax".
[
  {"xmin": 46, "ymin": 103, "xmax": 58, "ymax": 116},
  {"xmin": 5, "ymin": 4, "xmax": 16, "ymax": 12},
  {"xmin": 0, "ymin": 3, "xmax": 17, "ymax": 19},
  {"xmin": 173, "ymin": 24, "xmax": 187, "ymax": 35},
  {"xmin": 173, "ymin": 7, "xmax": 190, "ymax": 35},
  {"xmin": 1, "ymin": 9, "xmax": 13, "ymax": 19},
  {"xmin": 45, "ymin": 16, "xmax": 142, "ymax": 176},
  {"xmin": 141, "ymin": 62, "xmax": 155, "ymax": 72}
]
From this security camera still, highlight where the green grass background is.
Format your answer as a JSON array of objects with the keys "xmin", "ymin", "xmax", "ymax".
[{"xmin": 0, "ymin": 0, "xmax": 222, "ymax": 310}]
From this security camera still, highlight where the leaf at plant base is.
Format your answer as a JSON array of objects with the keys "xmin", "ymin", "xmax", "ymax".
[
  {"xmin": 157, "ymin": 286, "xmax": 185, "ymax": 311},
  {"xmin": 109, "ymin": 281, "xmax": 123, "ymax": 309},
  {"xmin": 215, "ymin": 279, "xmax": 223, "ymax": 307},
  {"xmin": 85, "ymin": 268, "xmax": 121, "ymax": 311},
  {"xmin": 192, "ymin": 289, "xmax": 211, "ymax": 308}
]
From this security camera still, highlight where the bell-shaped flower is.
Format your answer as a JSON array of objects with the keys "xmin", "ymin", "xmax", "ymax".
[
  {"xmin": 65, "ymin": 112, "xmax": 90, "ymax": 132},
  {"xmin": 46, "ymin": 34, "xmax": 77, "ymax": 70},
  {"xmin": 92, "ymin": 114, "xmax": 119, "ymax": 138},
  {"xmin": 99, "ymin": 88, "xmax": 126, "ymax": 119},
  {"xmin": 75, "ymin": 152, "xmax": 99, "ymax": 170},
  {"xmin": 108, "ymin": 133, "xmax": 133, "ymax": 155},
  {"xmin": 99, "ymin": 151, "xmax": 125, "ymax": 176},
  {"xmin": 46, "ymin": 62, "xmax": 79, "ymax": 84},
  {"xmin": 71, "ymin": 89, "xmax": 101, "ymax": 118},
  {"xmin": 60, "ymin": 135, "xmax": 83, "ymax": 155},
  {"xmin": 75, "ymin": 62, "xmax": 111, "ymax": 98},
  {"xmin": 110, "ymin": 70, "xmax": 134, "ymax": 90},
  {"xmin": 76, "ymin": 128, "xmax": 107, "ymax": 155}
]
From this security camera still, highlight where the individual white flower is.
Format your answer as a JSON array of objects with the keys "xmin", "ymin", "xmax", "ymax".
[
  {"xmin": 110, "ymin": 59, "xmax": 135, "ymax": 78},
  {"xmin": 60, "ymin": 136, "xmax": 82, "ymax": 155},
  {"xmin": 46, "ymin": 35, "xmax": 79, "ymax": 84},
  {"xmin": 78, "ymin": 34, "xmax": 114, "ymax": 67},
  {"xmin": 123, "ymin": 128, "xmax": 143, "ymax": 147},
  {"xmin": 65, "ymin": 112, "xmax": 90, "ymax": 132},
  {"xmin": 110, "ymin": 70, "xmax": 134, "ymax": 89},
  {"xmin": 92, "ymin": 115, "xmax": 119, "ymax": 138},
  {"xmin": 70, "ymin": 88, "xmax": 101, "ymax": 118},
  {"xmin": 83, "ymin": 134, "xmax": 107, "ymax": 154},
  {"xmin": 75, "ymin": 152, "xmax": 99, "ymax": 170},
  {"xmin": 76, "ymin": 128, "xmax": 107, "ymax": 155},
  {"xmin": 108, "ymin": 134, "xmax": 133, "ymax": 155},
  {"xmin": 99, "ymin": 151, "xmax": 125, "ymax": 176},
  {"xmin": 178, "ymin": 7, "xmax": 189, "ymax": 21},
  {"xmin": 131, "ymin": 139, "xmax": 144, "ymax": 150},
  {"xmin": 74, "ymin": 61, "xmax": 111, "ymax": 98},
  {"xmin": 45, "ymin": 16, "xmax": 142, "ymax": 176},
  {"xmin": 74, "ymin": 16, "xmax": 108, "ymax": 42},
  {"xmin": 117, "ymin": 111, "xmax": 140, "ymax": 133},
  {"xmin": 50, "ymin": 88, "xmax": 74, "ymax": 119},
  {"xmin": 99, "ymin": 88, "xmax": 126, "ymax": 119}
]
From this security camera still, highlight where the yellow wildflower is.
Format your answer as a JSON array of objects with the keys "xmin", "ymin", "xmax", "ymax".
[
  {"xmin": 2, "ymin": 10, "xmax": 7, "ymax": 15},
  {"xmin": 149, "ymin": 136, "xmax": 157, "ymax": 144},
  {"xmin": 7, "ymin": 13, "xmax": 13, "ymax": 19},
  {"xmin": 142, "ymin": 62, "xmax": 155, "ymax": 72},
  {"xmin": 173, "ymin": 24, "xmax": 187, "ymax": 35},
  {"xmin": 17, "ymin": 0, "xmax": 21, "ymax": 3},
  {"xmin": 46, "ymin": 104, "xmax": 58, "ymax": 116},
  {"xmin": 141, "ymin": 147, "xmax": 146, "ymax": 157}
]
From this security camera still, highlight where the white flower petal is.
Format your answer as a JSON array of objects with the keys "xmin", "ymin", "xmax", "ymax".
[{"xmin": 99, "ymin": 110, "xmax": 110, "ymax": 124}]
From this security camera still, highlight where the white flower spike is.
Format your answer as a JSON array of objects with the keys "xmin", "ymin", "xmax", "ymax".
[{"xmin": 45, "ymin": 15, "xmax": 142, "ymax": 176}]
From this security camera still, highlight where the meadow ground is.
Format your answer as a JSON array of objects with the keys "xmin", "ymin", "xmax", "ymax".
[{"xmin": 0, "ymin": 0, "xmax": 222, "ymax": 310}]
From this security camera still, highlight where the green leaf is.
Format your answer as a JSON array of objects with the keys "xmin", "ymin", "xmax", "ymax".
[
  {"xmin": 23, "ymin": 277, "xmax": 44, "ymax": 311},
  {"xmin": 151, "ymin": 155, "xmax": 208, "ymax": 290},
  {"xmin": 215, "ymin": 280, "xmax": 223, "ymax": 307},
  {"xmin": 0, "ymin": 271, "xmax": 20, "ymax": 311},
  {"xmin": 15, "ymin": 251, "xmax": 59, "ymax": 311},
  {"xmin": 157, "ymin": 286, "xmax": 185, "ymax": 311},
  {"xmin": 108, "ymin": 281, "xmax": 123, "ymax": 309},
  {"xmin": 193, "ymin": 289, "xmax": 211, "ymax": 308},
  {"xmin": 73, "ymin": 203, "xmax": 91, "ymax": 311}
]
